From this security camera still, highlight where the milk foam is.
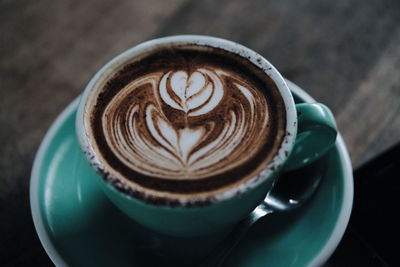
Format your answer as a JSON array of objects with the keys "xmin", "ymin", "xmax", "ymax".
[
  {"xmin": 102, "ymin": 67, "xmax": 270, "ymax": 180},
  {"xmin": 159, "ymin": 69, "xmax": 224, "ymax": 116}
]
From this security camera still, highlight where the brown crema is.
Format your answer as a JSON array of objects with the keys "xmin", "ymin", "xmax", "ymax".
[{"xmin": 88, "ymin": 45, "xmax": 286, "ymax": 200}]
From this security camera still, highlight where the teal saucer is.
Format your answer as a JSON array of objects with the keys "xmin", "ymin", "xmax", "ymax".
[{"xmin": 30, "ymin": 81, "xmax": 353, "ymax": 267}]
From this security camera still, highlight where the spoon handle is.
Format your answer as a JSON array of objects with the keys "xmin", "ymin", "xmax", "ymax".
[{"xmin": 200, "ymin": 205, "xmax": 272, "ymax": 267}]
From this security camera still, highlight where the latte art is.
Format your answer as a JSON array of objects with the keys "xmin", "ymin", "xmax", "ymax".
[
  {"xmin": 103, "ymin": 68, "xmax": 268, "ymax": 180},
  {"xmin": 89, "ymin": 47, "xmax": 286, "ymax": 198},
  {"xmin": 159, "ymin": 69, "xmax": 224, "ymax": 116}
]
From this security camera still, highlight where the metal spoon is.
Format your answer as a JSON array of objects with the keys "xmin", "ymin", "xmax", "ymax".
[{"xmin": 200, "ymin": 156, "xmax": 328, "ymax": 267}]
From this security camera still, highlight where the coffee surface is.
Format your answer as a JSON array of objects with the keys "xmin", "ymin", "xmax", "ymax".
[{"xmin": 89, "ymin": 45, "xmax": 286, "ymax": 198}]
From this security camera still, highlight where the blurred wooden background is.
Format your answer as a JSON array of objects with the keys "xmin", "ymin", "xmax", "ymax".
[{"xmin": 1, "ymin": 0, "xmax": 399, "ymax": 265}]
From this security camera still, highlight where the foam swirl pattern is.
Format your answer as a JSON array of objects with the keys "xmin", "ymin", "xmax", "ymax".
[
  {"xmin": 89, "ymin": 47, "xmax": 287, "ymax": 198},
  {"xmin": 102, "ymin": 68, "xmax": 269, "ymax": 180}
]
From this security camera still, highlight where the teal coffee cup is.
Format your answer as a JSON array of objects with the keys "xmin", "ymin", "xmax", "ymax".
[{"xmin": 76, "ymin": 35, "xmax": 337, "ymax": 237}]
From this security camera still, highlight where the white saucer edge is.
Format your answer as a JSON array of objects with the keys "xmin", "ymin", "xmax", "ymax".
[
  {"xmin": 30, "ymin": 82, "xmax": 354, "ymax": 267},
  {"xmin": 30, "ymin": 97, "xmax": 81, "ymax": 267},
  {"xmin": 287, "ymin": 80, "xmax": 354, "ymax": 267}
]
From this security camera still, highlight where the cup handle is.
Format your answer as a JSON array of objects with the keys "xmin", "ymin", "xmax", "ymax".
[{"xmin": 284, "ymin": 103, "xmax": 338, "ymax": 172}]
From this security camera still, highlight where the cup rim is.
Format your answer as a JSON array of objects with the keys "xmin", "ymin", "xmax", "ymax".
[{"xmin": 76, "ymin": 35, "xmax": 297, "ymax": 206}]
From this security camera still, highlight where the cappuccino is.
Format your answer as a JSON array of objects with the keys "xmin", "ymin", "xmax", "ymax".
[{"xmin": 86, "ymin": 45, "xmax": 286, "ymax": 203}]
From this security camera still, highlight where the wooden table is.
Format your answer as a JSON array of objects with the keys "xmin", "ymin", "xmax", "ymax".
[{"xmin": 1, "ymin": 0, "xmax": 399, "ymax": 265}]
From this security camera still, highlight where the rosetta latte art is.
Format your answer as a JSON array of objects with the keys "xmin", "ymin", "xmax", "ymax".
[{"xmin": 102, "ymin": 68, "xmax": 269, "ymax": 180}]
